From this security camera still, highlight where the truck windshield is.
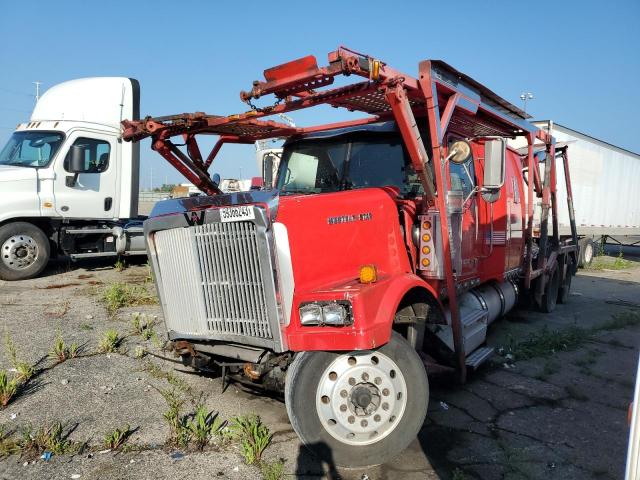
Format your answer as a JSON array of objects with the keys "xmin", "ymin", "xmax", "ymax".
[
  {"xmin": 276, "ymin": 133, "xmax": 425, "ymax": 197},
  {"xmin": 0, "ymin": 131, "xmax": 64, "ymax": 168}
]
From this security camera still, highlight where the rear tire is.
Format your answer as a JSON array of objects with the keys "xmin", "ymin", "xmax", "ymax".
[
  {"xmin": 0, "ymin": 222, "xmax": 50, "ymax": 281},
  {"xmin": 557, "ymin": 259, "xmax": 574, "ymax": 304},
  {"xmin": 284, "ymin": 332, "xmax": 428, "ymax": 468},
  {"xmin": 539, "ymin": 264, "xmax": 560, "ymax": 313}
]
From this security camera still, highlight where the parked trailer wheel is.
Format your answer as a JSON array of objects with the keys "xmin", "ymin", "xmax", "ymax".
[
  {"xmin": 578, "ymin": 238, "xmax": 595, "ymax": 268},
  {"xmin": 285, "ymin": 332, "xmax": 428, "ymax": 468},
  {"xmin": 539, "ymin": 264, "xmax": 560, "ymax": 313},
  {"xmin": 0, "ymin": 222, "xmax": 50, "ymax": 281}
]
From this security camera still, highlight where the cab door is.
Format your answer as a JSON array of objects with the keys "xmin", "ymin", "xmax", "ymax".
[
  {"xmin": 448, "ymin": 141, "xmax": 478, "ymax": 277},
  {"xmin": 52, "ymin": 130, "xmax": 118, "ymax": 219}
]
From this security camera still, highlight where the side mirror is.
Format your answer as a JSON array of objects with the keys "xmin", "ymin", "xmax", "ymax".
[
  {"xmin": 211, "ymin": 173, "xmax": 221, "ymax": 186},
  {"xmin": 263, "ymin": 153, "xmax": 275, "ymax": 188},
  {"xmin": 482, "ymin": 138, "xmax": 506, "ymax": 202},
  {"xmin": 68, "ymin": 145, "xmax": 87, "ymax": 173}
]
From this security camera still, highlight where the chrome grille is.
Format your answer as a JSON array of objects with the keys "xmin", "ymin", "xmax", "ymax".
[
  {"xmin": 153, "ymin": 218, "xmax": 278, "ymax": 347},
  {"xmin": 194, "ymin": 222, "xmax": 272, "ymax": 339}
]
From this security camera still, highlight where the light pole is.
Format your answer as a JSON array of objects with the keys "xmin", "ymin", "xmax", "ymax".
[
  {"xmin": 520, "ymin": 92, "xmax": 534, "ymax": 114},
  {"xmin": 33, "ymin": 81, "xmax": 42, "ymax": 103}
]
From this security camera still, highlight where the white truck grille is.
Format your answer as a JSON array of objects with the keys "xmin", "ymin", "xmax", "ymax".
[{"xmin": 153, "ymin": 221, "xmax": 276, "ymax": 344}]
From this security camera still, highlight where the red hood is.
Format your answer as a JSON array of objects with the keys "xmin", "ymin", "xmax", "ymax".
[{"xmin": 274, "ymin": 188, "xmax": 411, "ymax": 293}]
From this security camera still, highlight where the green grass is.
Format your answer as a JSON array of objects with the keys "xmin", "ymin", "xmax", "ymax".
[
  {"xmin": 588, "ymin": 250, "xmax": 634, "ymax": 271},
  {"xmin": 0, "ymin": 425, "xmax": 20, "ymax": 457},
  {"xmin": 114, "ymin": 258, "xmax": 126, "ymax": 272},
  {"xmin": 21, "ymin": 422, "xmax": 85, "ymax": 457},
  {"xmin": 4, "ymin": 333, "xmax": 35, "ymax": 382},
  {"xmin": 229, "ymin": 415, "xmax": 273, "ymax": 465},
  {"xmin": 49, "ymin": 330, "xmax": 79, "ymax": 363},
  {"xmin": 98, "ymin": 329, "xmax": 121, "ymax": 353},
  {"xmin": 0, "ymin": 370, "xmax": 18, "ymax": 408},
  {"xmin": 187, "ymin": 404, "xmax": 226, "ymax": 450},
  {"xmin": 506, "ymin": 310, "xmax": 640, "ymax": 362},
  {"xmin": 261, "ymin": 459, "xmax": 286, "ymax": 480},
  {"xmin": 100, "ymin": 282, "xmax": 157, "ymax": 315},
  {"xmin": 103, "ymin": 425, "xmax": 134, "ymax": 450}
]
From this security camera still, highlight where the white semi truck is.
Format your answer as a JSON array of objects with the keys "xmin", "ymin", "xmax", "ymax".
[{"xmin": 0, "ymin": 77, "xmax": 147, "ymax": 280}]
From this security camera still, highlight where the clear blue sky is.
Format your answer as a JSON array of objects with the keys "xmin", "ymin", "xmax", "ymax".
[{"xmin": 1, "ymin": 0, "xmax": 638, "ymax": 188}]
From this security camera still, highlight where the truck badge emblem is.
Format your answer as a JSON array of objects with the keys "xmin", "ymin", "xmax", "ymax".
[
  {"xmin": 327, "ymin": 212, "xmax": 372, "ymax": 225},
  {"xmin": 184, "ymin": 211, "xmax": 205, "ymax": 226}
]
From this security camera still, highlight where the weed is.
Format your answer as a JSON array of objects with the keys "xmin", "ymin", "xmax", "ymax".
[
  {"xmin": 98, "ymin": 329, "xmax": 121, "ymax": 353},
  {"xmin": 21, "ymin": 422, "xmax": 84, "ymax": 456},
  {"xmin": 131, "ymin": 312, "xmax": 157, "ymax": 340},
  {"xmin": 134, "ymin": 346, "xmax": 146, "ymax": 359},
  {"xmin": 101, "ymin": 282, "xmax": 157, "ymax": 315},
  {"xmin": 452, "ymin": 468, "xmax": 466, "ymax": 480},
  {"xmin": 508, "ymin": 325, "xmax": 589, "ymax": 360},
  {"xmin": 597, "ymin": 311, "xmax": 640, "ymax": 331},
  {"xmin": 0, "ymin": 425, "xmax": 20, "ymax": 457},
  {"xmin": 187, "ymin": 404, "xmax": 226, "ymax": 450},
  {"xmin": 229, "ymin": 415, "xmax": 273, "ymax": 465},
  {"xmin": 588, "ymin": 251, "xmax": 633, "ymax": 271},
  {"xmin": 103, "ymin": 425, "xmax": 134, "ymax": 450},
  {"xmin": 535, "ymin": 359, "xmax": 560, "ymax": 380},
  {"xmin": 261, "ymin": 459, "xmax": 286, "ymax": 480},
  {"xmin": 0, "ymin": 370, "xmax": 18, "ymax": 408},
  {"xmin": 80, "ymin": 323, "xmax": 94, "ymax": 331},
  {"xmin": 4, "ymin": 333, "xmax": 35, "ymax": 382},
  {"xmin": 49, "ymin": 330, "xmax": 80, "ymax": 363},
  {"xmin": 114, "ymin": 258, "xmax": 126, "ymax": 272},
  {"xmin": 145, "ymin": 261, "xmax": 154, "ymax": 283}
]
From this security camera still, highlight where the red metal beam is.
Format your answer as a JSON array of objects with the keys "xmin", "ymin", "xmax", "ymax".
[{"xmin": 418, "ymin": 60, "xmax": 466, "ymax": 383}]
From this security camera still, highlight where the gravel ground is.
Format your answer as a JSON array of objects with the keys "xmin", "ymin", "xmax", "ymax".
[{"xmin": 0, "ymin": 252, "xmax": 638, "ymax": 480}]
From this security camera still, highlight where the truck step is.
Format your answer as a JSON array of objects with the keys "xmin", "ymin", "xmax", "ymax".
[
  {"xmin": 465, "ymin": 346, "xmax": 494, "ymax": 369},
  {"xmin": 460, "ymin": 308, "xmax": 487, "ymax": 328}
]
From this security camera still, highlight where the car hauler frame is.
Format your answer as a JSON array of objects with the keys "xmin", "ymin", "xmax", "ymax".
[{"xmin": 122, "ymin": 46, "xmax": 578, "ymax": 465}]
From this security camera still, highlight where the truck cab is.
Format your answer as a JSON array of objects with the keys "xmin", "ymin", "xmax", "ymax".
[{"xmin": 0, "ymin": 77, "xmax": 144, "ymax": 280}]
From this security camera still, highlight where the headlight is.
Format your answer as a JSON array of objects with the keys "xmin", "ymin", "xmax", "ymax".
[
  {"xmin": 299, "ymin": 304, "xmax": 323, "ymax": 325},
  {"xmin": 299, "ymin": 302, "xmax": 352, "ymax": 326}
]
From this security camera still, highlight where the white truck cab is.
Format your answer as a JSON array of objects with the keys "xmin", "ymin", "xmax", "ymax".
[{"xmin": 0, "ymin": 77, "xmax": 145, "ymax": 280}]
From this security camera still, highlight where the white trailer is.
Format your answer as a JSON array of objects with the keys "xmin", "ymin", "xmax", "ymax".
[
  {"xmin": 0, "ymin": 78, "xmax": 146, "ymax": 280},
  {"xmin": 511, "ymin": 121, "xmax": 640, "ymax": 266}
]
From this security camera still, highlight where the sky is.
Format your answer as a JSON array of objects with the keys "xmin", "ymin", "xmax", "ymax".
[{"xmin": 1, "ymin": 0, "xmax": 639, "ymax": 188}]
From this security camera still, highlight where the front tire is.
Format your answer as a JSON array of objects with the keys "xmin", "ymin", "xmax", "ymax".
[
  {"xmin": 0, "ymin": 222, "xmax": 50, "ymax": 281},
  {"xmin": 285, "ymin": 332, "xmax": 428, "ymax": 468}
]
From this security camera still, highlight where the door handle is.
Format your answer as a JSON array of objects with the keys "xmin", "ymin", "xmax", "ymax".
[{"xmin": 104, "ymin": 197, "xmax": 113, "ymax": 211}]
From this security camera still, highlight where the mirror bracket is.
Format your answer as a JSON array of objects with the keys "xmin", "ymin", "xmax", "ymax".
[{"xmin": 65, "ymin": 174, "xmax": 79, "ymax": 188}]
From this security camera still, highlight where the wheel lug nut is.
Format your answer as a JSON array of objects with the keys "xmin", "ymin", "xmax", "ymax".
[
  {"xmin": 374, "ymin": 414, "xmax": 381, "ymax": 422},
  {"xmin": 360, "ymin": 420, "xmax": 368, "ymax": 427},
  {"xmin": 340, "ymin": 404, "xmax": 347, "ymax": 412},
  {"xmin": 340, "ymin": 389, "xmax": 348, "ymax": 398},
  {"xmin": 348, "ymin": 377, "xmax": 356, "ymax": 386},
  {"xmin": 374, "ymin": 377, "xmax": 382, "ymax": 385},
  {"xmin": 382, "ymin": 388, "xmax": 389, "ymax": 396},
  {"xmin": 348, "ymin": 416, "xmax": 355, "ymax": 424},
  {"xmin": 382, "ymin": 402, "xmax": 389, "ymax": 411},
  {"xmin": 361, "ymin": 372, "xmax": 369, "ymax": 381}
]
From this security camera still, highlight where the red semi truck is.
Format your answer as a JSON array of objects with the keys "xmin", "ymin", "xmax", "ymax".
[{"xmin": 122, "ymin": 47, "xmax": 578, "ymax": 467}]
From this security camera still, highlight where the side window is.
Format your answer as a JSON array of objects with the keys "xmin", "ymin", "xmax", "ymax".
[
  {"xmin": 448, "ymin": 139, "xmax": 476, "ymax": 198},
  {"xmin": 64, "ymin": 138, "xmax": 110, "ymax": 173}
]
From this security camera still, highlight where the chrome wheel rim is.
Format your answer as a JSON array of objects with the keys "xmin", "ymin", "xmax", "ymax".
[
  {"xmin": 2, "ymin": 235, "xmax": 39, "ymax": 270},
  {"xmin": 316, "ymin": 351, "xmax": 407, "ymax": 446}
]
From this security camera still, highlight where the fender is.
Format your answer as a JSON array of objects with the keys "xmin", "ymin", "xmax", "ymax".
[{"xmin": 285, "ymin": 273, "xmax": 442, "ymax": 352}]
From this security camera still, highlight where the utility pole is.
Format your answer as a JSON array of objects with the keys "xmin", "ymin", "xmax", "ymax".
[
  {"xmin": 150, "ymin": 165, "xmax": 153, "ymax": 191},
  {"xmin": 520, "ymin": 91, "xmax": 534, "ymax": 114},
  {"xmin": 33, "ymin": 81, "xmax": 42, "ymax": 103}
]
